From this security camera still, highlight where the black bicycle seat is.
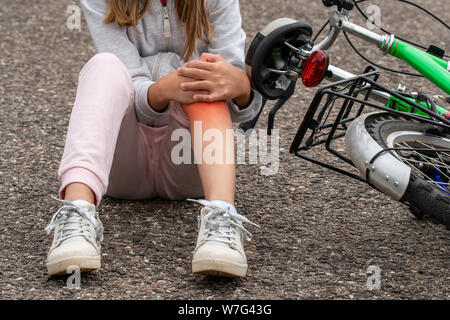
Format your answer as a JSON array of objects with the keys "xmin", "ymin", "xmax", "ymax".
[{"xmin": 245, "ymin": 19, "xmax": 313, "ymax": 100}]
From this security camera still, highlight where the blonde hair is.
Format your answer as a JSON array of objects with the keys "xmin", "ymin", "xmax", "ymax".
[{"xmin": 104, "ymin": 0, "xmax": 214, "ymax": 60}]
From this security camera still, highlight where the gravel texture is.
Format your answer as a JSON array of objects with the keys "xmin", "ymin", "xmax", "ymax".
[{"xmin": 0, "ymin": 0, "xmax": 449, "ymax": 299}]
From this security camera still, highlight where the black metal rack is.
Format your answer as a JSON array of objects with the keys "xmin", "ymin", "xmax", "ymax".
[{"xmin": 288, "ymin": 66, "xmax": 450, "ymax": 182}]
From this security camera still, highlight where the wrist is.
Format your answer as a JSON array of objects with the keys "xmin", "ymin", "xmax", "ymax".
[
  {"xmin": 233, "ymin": 69, "xmax": 253, "ymax": 109},
  {"xmin": 234, "ymin": 90, "xmax": 252, "ymax": 109},
  {"xmin": 148, "ymin": 80, "xmax": 169, "ymax": 112},
  {"xmin": 233, "ymin": 75, "xmax": 252, "ymax": 108}
]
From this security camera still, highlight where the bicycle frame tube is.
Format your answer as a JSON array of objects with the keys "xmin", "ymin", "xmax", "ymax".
[
  {"xmin": 388, "ymin": 40, "xmax": 450, "ymax": 95},
  {"xmin": 326, "ymin": 64, "xmax": 449, "ymax": 117},
  {"xmin": 386, "ymin": 95, "xmax": 450, "ymax": 119},
  {"xmin": 313, "ymin": 11, "xmax": 450, "ymax": 96},
  {"xmin": 327, "ymin": 65, "xmax": 450, "ymax": 119},
  {"xmin": 313, "ymin": 12, "xmax": 393, "ymax": 52}
]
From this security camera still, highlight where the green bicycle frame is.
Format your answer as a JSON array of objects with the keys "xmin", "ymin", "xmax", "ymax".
[
  {"xmin": 388, "ymin": 39, "xmax": 450, "ymax": 95},
  {"xmin": 386, "ymin": 39, "xmax": 450, "ymax": 118},
  {"xmin": 332, "ymin": 13, "xmax": 450, "ymax": 118},
  {"xmin": 386, "ymin": 95, "xmax": 449, "ymax": 119}
]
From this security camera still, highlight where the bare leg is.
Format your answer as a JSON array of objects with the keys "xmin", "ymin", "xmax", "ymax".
[
  {"xmin": 62, "ymin": 101, "xmax": 235, "ymax": 206},
  {"xmin": 64, "ymin": 182, "xmax": 95, "ymax": 205},
  {"xmin": 182, "ymin": 101, "xmax": 235, "ymax": 204},
  {"xmin": 62, "ymin": 102, "xmax": 236, "ymax": 206}
]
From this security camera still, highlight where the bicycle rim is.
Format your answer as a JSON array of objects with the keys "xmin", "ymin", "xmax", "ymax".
[{"xmin": 386, "ymin": 131, "xmax": 450, "ymax": 195}]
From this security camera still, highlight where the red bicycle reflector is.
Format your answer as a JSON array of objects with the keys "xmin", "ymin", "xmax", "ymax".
[{"xmin": 301, "ymin": 50, "xmax": 329, "ymax": 88}]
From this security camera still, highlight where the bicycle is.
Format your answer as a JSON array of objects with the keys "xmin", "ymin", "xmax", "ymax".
[{"xmin": 240, "ymin": 0, "xmax": 450, "ymax": 226}]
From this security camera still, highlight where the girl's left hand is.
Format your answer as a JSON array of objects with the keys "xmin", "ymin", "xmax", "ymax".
[{"xmin": 176, "ymin": 53, "xmax": 251, "ymax": 107}]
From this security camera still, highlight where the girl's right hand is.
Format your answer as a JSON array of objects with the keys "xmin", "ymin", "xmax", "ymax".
[{"xmin": 147, "ymin": 71, "xmax": 209, "ymax": 111}]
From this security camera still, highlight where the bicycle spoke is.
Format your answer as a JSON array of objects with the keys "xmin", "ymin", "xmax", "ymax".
[{"xmin": 394, "ymin": 140, "xmax": 450, "ymax": 191}]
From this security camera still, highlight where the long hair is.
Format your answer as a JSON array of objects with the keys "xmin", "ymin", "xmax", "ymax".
[{"xmin": 104, "ymin": 0, "xmax": 214, "ymax": 60}]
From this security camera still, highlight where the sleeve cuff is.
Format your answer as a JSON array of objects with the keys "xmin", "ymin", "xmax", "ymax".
[
  {"xmin": 134, "ymin": 80, "xmax": 170, "ymax": 127},
  {"xmin": 227, "ymin": 89, "xmax": 263, "ymax": 124}
]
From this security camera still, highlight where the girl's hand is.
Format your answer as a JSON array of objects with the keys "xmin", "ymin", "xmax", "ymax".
[
  {"xmin": 176, "ymin": 53, "xmax": 252, "ymax": 108},
  {"xmin": 148, "ymin": 71, "xmax": 209, "ymax": 111}
]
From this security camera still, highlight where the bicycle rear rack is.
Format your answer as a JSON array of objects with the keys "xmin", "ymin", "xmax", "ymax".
[{"xmin": 289, "ymin": 65, "xmax": 450, "ymax": 182}]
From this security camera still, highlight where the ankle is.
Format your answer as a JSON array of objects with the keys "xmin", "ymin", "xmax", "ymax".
[{"xmin": 64, "ymin": 183, "xmax": 95, "ymax": 205}]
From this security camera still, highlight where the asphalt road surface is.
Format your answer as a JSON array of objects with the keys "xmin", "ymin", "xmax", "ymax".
[{"xmin": 0, "ymin": 0, "xmax": 449, "ymax": 299}]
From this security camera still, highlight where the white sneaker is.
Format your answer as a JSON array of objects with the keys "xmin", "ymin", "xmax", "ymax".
[
  {"xmin": 189, "ymin": 199, "xmax": 259, "ymax": 278},
  {"xmin": 45, "ymin": 197, "xmax": 103, "ymax": 276}
]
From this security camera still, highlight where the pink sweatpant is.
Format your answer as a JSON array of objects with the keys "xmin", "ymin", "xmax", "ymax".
[{"xmin": 58, "ymin": 53, "xmax": 204, "ymax": 207}]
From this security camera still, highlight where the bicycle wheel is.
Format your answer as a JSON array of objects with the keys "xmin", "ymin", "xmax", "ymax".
[{"xmin": 364, "ymin": 112, "xmax": 450, "ymax": 226}]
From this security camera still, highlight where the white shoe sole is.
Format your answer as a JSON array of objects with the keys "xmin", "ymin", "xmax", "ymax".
[
  {"xmin": 46, "ymin": 256, "xmax": 101, "ymax": 276},
  {"xmin": 192, "ymin": 258, "xmax": 247, "ymax": 278}
]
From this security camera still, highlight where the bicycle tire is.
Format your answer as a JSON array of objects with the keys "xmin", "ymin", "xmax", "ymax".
[{"xmin": 363, "ymin": 112, "xmax": 450, "ymax": 226}]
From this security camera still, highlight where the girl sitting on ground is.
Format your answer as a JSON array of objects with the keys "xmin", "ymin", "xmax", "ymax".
[{"xmin": 45, "ymin": 0, "xmax": 262, "ymax": 278}]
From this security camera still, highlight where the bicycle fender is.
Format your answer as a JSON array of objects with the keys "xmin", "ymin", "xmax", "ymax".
[{"xmin": 345, "ymin": 112, "xmax": 411, "ymax": 200}]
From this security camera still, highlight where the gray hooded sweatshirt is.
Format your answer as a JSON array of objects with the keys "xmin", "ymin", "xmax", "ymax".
[{"xmin": 80, "ymin": 0, "xmax": 263, "ymax": 127}]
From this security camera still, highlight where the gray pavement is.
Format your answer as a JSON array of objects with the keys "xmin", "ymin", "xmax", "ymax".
[{"xmin": 0, "ymin": 0, "xmax": 449, "ymax": 299}]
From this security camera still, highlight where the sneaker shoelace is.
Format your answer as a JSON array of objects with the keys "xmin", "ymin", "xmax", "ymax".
[
  {"xmin": 188, "ymin": 199, "xmax": 259, "ymax": 244},
  {"xmin": 45, "ymin": 196, "xmax": 104, "ymax": 247}
]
